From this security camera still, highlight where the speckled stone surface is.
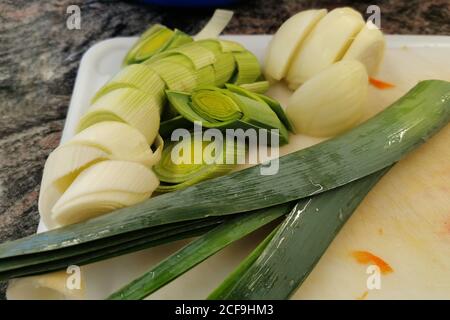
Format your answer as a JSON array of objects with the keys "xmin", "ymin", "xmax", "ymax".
[{"xmin": 0, "ymin": 0, "xmax": 449, "ymax": 299}]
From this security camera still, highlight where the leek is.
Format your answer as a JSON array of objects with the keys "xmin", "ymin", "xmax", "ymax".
[
  {"xmin": 78, "ymin": 87, "xmax": 160, "ymax": 144},
  {"xmin": 210, "ymin": 167, "xmax": 390, "ymax": 299},
  {"xmin": 91, "ymin": 64, "xmax": 166, "ymax": 105},
  {"xmin": 0, "ymin": 80, "xmax": 448, "ymax": 281},
  {"xmin": 194, "ymin": 9, "xmax": 234, "ymax": 40},
  {"xmin": 39, "ymin": 122, "xmax": 159, "ymax": 229},
  {"xmin": 154, "ymin": 133, "xmax": 243, "ymax": 192},
  {"xmin": 123, "ymin": 25, "xmax": 192, "ymax": 65},
  {"xmin": 239, "ymin": 81, "xmax": 269, "ymax": 94},
  {"xmin": 230, "ymin": 51, "xmax": 261, "ymax": 85},
  {"xmin": 107, "ymin": 204, "xmax": 287, "ymax": 300},
  {"xmin": 162, "ymin": 86, "xmax": 290, "ymax": 144},
  {"xmin": 208, "ymin": 226, "xmax": 279, "ymax": 300}
]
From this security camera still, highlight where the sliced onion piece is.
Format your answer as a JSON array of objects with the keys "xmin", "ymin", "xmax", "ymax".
[
  {"xmin": 286, "ymin": 7, "xmax": 365, "ymax": 89},
  {"xmin": 286, "ymin": 60, "xmax": 368, "ymax": 137},
  {"xmin": 264, "ymin": 9, "xmax": 327, "ymax": 81},
  {"xmin": 51, "ymin": 160, "xmax": 159, "ymax": 227},
  {"xmin": 342, "ymin": 21, "xmax": 385, "ymax": 76}
]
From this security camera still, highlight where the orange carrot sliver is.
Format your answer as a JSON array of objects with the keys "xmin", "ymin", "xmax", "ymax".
[{"xmin": 369, "ymin": 77, "xmax": 395, "ymax": 89}]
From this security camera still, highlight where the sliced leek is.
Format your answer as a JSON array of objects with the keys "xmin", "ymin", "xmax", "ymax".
[
  {"xmin": 230, "ymin": 51, "xmax": 261, "ymax": 85},
  {"xmin": 163, "ymin": 86, "xmax": 289, "ymax": 144},
  {"xmin": 144, "ymin": 57, "xmax": 198, "ymax": 92},
  {"xmin": 154, "ymin": 133, "xmax": 244, "ymax": 192},
  {"xmin": 77, "ymin": 87, "xmax": 160, "ymax": 144},
  {"xmin": 196, "ymin": 40, "xmax": 236, "ymax": 86},
  {"xmin": 286, "ymin": 7, "xmax": 365, "ymax": 89},
  {"xmin": 123, "ymin": 25, "xmax": 192, "ymax": 65},
  {"xmin": 39, "ymin": 121, "xmax": 156, "ymax": 229},
  {"xmin": 91, "ymin": 64, "xmax": 166, "ymax": 105},
  {"xmin": 239, "ymin": 81, "xmax": 269, "ymax": 94},
  {"xmin": 286, "ymin": 60, "xmax": 368, "ymax": 137},
  {"xmin": 1, "ymin": 80, "xmax": 448, "ymax": 280},
  {"xmin": 194, "ymin": 9, "xmax": 234, "ymax": 40}
]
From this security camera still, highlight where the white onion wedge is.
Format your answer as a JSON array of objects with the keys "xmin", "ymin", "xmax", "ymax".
[
  {"xmin": 286, "ymin": 60, "xmax": 368, "ymax": 137},
  {"xmin": 6, "ymin": 270, "xmax": 85, "ymax": 300},
  {"xmin": 264, "ymin": 9, "xmax": 327, "ymax": 81},
  {"xmin": 286, "ymin": 7, "xmax": 365, "ymax": 89},
  {"xmin": 342, "ymin": 21, "xmax": 385, "ymax": 76},
  {"xmin": 51, "ymin": 160, "xmax": 159, "ymax": 227}
]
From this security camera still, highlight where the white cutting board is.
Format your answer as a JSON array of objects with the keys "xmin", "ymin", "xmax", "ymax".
[{"xmin": 34, "ymin": 35, "xmax": 450, "ymax": 300}]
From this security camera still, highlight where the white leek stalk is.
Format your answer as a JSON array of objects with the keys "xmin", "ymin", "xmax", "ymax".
[
  {"xmin": 264, "ymin": 9, "xmax": 327, "ymax": 81},
  {"xmin": 91, "ymin": 64, "xmax": 166, "ymax": 105},
  {"xmin": 286, "ymin": 7, "xmax": 365, "ymax": 89},
  {"xmin": 51, "ymin": 160, "xmax": 159, "ymax": 227},
  {"xmin": 342, "ymin": 21, "xmax": 385, "ymax": 76},
  {"xmin": 39, "ymin": 122, "xmax": 159, "ymax": 229},
  {"xmin": 7, "ymin": 270, "xmax": 85, "ymax": 300},
  {"xmin": 78, "ymin": 87, "xmax": 160, "ymax": 144},
  {"xmin": 195, "ymin": 9, "xmax": 234, "ymax": 40},
  {"xmin": 286, "ymin": 60, "xmax": 368, "ymax": 137}
]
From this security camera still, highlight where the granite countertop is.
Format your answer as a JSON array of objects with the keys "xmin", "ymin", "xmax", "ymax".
[{"xmin": 0, "ymin": 0, "xmax": 449, "ymax": 299}]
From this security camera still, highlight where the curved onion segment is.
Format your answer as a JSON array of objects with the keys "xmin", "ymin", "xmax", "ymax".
[
  {"xmin": 7, "ymin": 270, "xmax": 85, "ymax": 300},
  {"xmin": 39, "ymin": 122, "xmax": 156, "ymax": 229},
  {"xmin": 51, "ymin": 160, "xmax": 159, "ymax": 227},
  {"xmin": 343, "ymin": 21, "xmax": 385, "ymax": 76},
  {"xmin": 264, "ymin": 9, "xmax": 327, "ymax": 81},
  {"xmin": 286, "ymin": 7, "xmax": 365, "ymax": 89},
  {"xmin": 286, "ymin": 60, "xmax": 368, "ymax": 137}
]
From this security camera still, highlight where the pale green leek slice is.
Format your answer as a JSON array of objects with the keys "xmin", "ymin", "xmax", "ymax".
[
  {"xmin": 163, "ymin": 86, "xmax": 290, "ymax": 144},
  {"xmin": 77, "ymin": 87, "xmax": 160, "ymax": 143},
  {"xmin": 91, "ymin": 64, "xmax": 166, "ymax": 105},
  {"xmin": 220, "ymin": 40, "xmax": 246, "ymax": 53},
  {"xmin": 231, "ymin": 51, "xmax": 262, "ymax": 85},
  {"xmin": 145, "ymin": 58, "xmax": 197, "ymax": 92},
  {"xmin": 226, "ymin": 83, "xmax": 293, "ymax": 131},
  {"xmin": 123, "ymin": 25, "xmax": 174, "ymax": 65},
  {"xmin": 154, "ymin": 133, "xmax": 244, "ymax": 192},
  {"xmin": 123, "ymin": 26, "xmax": 193, "ymax": 65},
  {"xmin": 162, "ymin": 29, "xmax": 193, "ymax": 52},
  {"xmin": 239, "ymin": 81, "xmax": 269, "ymax": 93},
  {"xmin": 150, "ymin": 43, "xmax": 217, "ymax": 70},
  {"xmin": 196, "ymin": 39, "xmax": 236, "ymax": 86},
  {"xmin": 194, "ymin": 9, "xmax": 234, "ymax": 40},
  {"xmin": 195, "ymin": 65, "xmax": 216, "ymax": 88}
]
